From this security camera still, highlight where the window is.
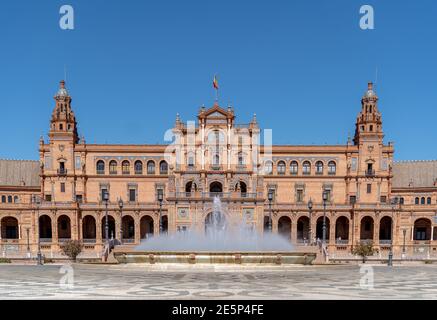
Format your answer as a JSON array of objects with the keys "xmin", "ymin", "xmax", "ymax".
[
  {"xmin": 147, "ymin": 161, "xmax": 155, "ymax": 174},
  {"xmin": 59, "ymin": 124, "xmax": 63, "ymax": 130},
  {"xmin": 160, "ymin": 161, "xmax": 168, "ymax": 175},
  {"xmin": 427, "ymin": 197, "xmax": 432, "ymax": 205},
  {"xmin": 315, "ymin": 161, "xmax": 323, "ymax": 175},
  {"xmin": 13, "ymin": 196, "xmax": 18, "ymax": 203},
  {"xmin": 101, "ymin": 188, "xmax": 108, "ymax": 201},
  {"xmin": 367, "ymin": 184, "xmax": 372, "ymax": 194},
  {"xmin": 265, "ymin": 161, "xmax": 273, "ymax": 175},
  {"xmin": 59, "ymin": 161, "xmax": 65, "ymax": 174},
  {"xmin": 45, "ymin": 195, "xmax": 52, "ymax": 202},
  {"xmin": 366, "ymin": 163, "xmax": 374, "ymax": 175},
  {"xmin": 75, "ymin": 195, "xmax": 83, "ymax": 203},
  {"xmin": 277, "ymin": 161, "xmax": 286, "ymax": 175},
  {"xmin": 213, "ymin": 154, "xmax": 220, "ymax": 166},
  {"xmin": 302, "ymin": 161, "xmax": 311, "ymax": 175},
  {"xmin": 188, "ymin": 154, "xmax": 195, "ymax": 167},
  {"xmin": 290, "ymin": 161, "xmax": 298, "ymax": 175},
  {"xmin": 415, "ymin": 197, "xmax": 419, "ymax": 205},
  {"xmin": 421, "ymin": 197, "xmax": 425, "ymax": 205},
  {"xmin": 238, "ymin": 152, "xmax": 244, "ymax": 166},
  {"xmin": 134, "ymin": 161, "xmax": 143, "ymax": 174},
  {"xmin": 122, "ymin": 161, "xmax": 130, "ymax": 175},
  {"xmin": 109, "ymin": 161, "xmax": 117, "ymax": 174},
  {"xmin": 380, "ymin": 196, "xmax": 387, "ymax": 203},
  {"xmin": 75, "ymin": 156, "xmax": 81, "ymax": 169},
  {"xmin": 349, "ymin": 196, "xmax": 356, "ymax": 205},
  {"xmin": 7, "ymin": 196, "xmax": 12, "ymax": 203},
  {"xmin": 400, "ymin": 197, "xmax": 404, "ymax": 205},
  {"xmin": 129, "ymin": 189, "xmax": 136, "ymax": 202},
  {"xmin": 328, "ymin": 161, "xmax": 336, "ymax": 175},
  {"xmin": 96, "ymin": 160, "xmax": 105, "ymax": 174},
  {"xmin": 296, "ymin": 189, "xmax": 304, "ymax": 203},
  {"xmin": 324, "ymin": 189, "xmax": 332, "ymax": 202},
  {"xmin": 1, "ymin": 195, "xmax": 5, "ymax": 203},
  {"xmin": 369, "ymin": 125, "xmax": 373, "ymax": 132},
  {"xmin": 60, "ymin": 183, "xmax": 65, "ymax": 193}
]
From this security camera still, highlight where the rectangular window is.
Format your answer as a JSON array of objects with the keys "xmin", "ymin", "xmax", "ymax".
[
  {"xmin": 101, "ymin": 188, "xmax": 108, "ymax": 201},
  {"xmin": 45, "ymin": 195, "xmax": 52, "ymax": 202},
  {"xmin": 296, "ymin": 190, "xmax": 303, "ymax": 203},
  {"xmin": 129, "ymin": 189, "xmax": 136, "ymax": 202},
  {"xmin": 75, "ymin": 195, "xmax": 83, "ymax": 203},
  {"xmin": 380, "ymin": 196, "xmax": 387, "ymax": 203},
  {"xmin": 349, "ymin": 196, "xmax": 356, "ymax": 205},
  {"xmin": 75, "ymin": 156, "xmax": 81, "ymax": 169},
  {"xmin": 367, "ymin": 184, "xmax": 372, "ymax": 194},
  {"xmin": 60, "ymin": 183, "xmax": 65, "ymax": 193}
]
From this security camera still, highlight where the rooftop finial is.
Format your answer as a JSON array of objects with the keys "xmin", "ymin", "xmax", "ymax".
[
  {"xmin": 56, "ymin": 80, "xmax": 69, "ymax": 97},
  {"xmin": 368, "ymin": 82, "xmax": 373, "ymax": 90}
]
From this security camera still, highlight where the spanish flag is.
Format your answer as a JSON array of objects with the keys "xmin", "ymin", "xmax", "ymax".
[{"xmin": 213, "ymin": 75, "xmax": 219, "ymax": 89}]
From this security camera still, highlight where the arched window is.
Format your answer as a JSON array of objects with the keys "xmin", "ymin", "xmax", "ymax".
[
  {"xmin": 265, "ymin": 161, "xmax": 273, "ymax": 175},
  {"xmin": 13, "ymin": 196, "xmax": 18, "ymax": 203},
  {"xmin": 147, "ymin": 161, "xmax": 155, "ymax": 174},
  {"xmin": 290, "ymin": 161, "xmax": 298, "ymax": 175},
  {"xmin": 160, "ymin": 161, "xmax": 168, "ymax": 175},
  {"xmin": 109, "ymin": 160, "xmax": 117, "ymax": 174},
  {"xmin": 122, "ymin": 161, "xmax": 130, "ymax": 174},
  {"xmin": 1, "ymin": 195, "xmax": 5, "ymax": 203},
  {"xmin": 213, "ymin": 154, "xmax": 220, "ymax": 166},
  {"xmin": 238, "ymin": 152, "xmax": 244, "ymax": 166},
  {"xmin": 400, "ymin": 197, "xmax": 405, "ymax": 205},
  {"xmin": 277, "ymin": 161, "xmax": 286, "ymax": 175},
  {"xmin": 96, "ymin": 160, "xmax": 105, "ymax": 174},
  {"xmin": 134, "ymin": 161, "xmax": 143, "ymax": 174},
  {"xmin": 302, "ymin": 161, "xmax": 311, "ymax": 175},
  {"xmin": 328, "ymin": 161, "xmax": 337, "ymax": 175},
  {"xmin": 427, "ymin": 197, "xmax": 432, "ymax": 205},
  {"xmin": 7, "ymin": 196, "xmax": 12, "ymax": 203},
  {"xmin": 415, "ymin": 197, "xmax": 419, "ymax": 205},
  {"xmin": 187, "ymin": 153, "xmax": 195, "ymax": 167},
  {"xmin": 315, "ymin": 161, "xmax": 324, "ymax": 174},
  {"xmin": 421, "ymin": 197, "xmax": 425, "ymax": 205}
]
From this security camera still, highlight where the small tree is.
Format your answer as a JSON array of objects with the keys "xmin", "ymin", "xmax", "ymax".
[
  {"xmin": 62, "ymin": 240, "xmax": 83, "ymax": 261},
  {"xmin": 352, "ymin": 241, "xmax": 376, "ymax": 263}
]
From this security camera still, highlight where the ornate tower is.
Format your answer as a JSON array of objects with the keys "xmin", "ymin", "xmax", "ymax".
[
  {"xmin": 353, "ymin": 82, "xmax": 383, "ymax": 145},
  {"xmin": 49, "ymin": 80, "xmax": 79, "ymax": 143}
]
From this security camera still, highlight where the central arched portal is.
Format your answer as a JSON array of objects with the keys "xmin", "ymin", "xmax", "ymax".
[{"xmin": 205, "ymin": 211, "xmax": 226, "ymax": 235}]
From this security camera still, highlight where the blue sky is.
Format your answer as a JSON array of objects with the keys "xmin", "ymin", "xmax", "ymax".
[{"xmin": 0, "ymin": 0, "xmax": 436, "ymax": 160}]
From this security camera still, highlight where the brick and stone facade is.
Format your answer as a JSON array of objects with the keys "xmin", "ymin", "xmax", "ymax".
[{"xmin": 0, "ymin": 81, "xmax": 436, "ymax": 259}]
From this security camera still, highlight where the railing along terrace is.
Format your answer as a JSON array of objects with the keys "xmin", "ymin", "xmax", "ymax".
[{"xmin": 171, "ymin": 192, "xmax": 257, "ymax": 199}]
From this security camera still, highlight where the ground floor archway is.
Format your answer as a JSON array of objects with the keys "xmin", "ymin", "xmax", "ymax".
[
  {"xmin": 335, "ymin": 216, "xmax": 349, "ymax": 241},
  {"xmin": 82, "ymin": 215, "xmax": 96, "ymax": 240},
  {"xmin": 360, "ymin": 216, "xmax": 374, "ymax": 240},
  {"xmin": 414, "ymin": 218, "xmax": 432, "ymax": 240},
  {"xmin": 140, "ymin": 215, "xmax": 154, "ymax": 239},
  {"xmin": 316, "ymin": 216, "xmax": 330, "ymax": 241},
  {"xmin": 39, "ymin": 215, "xmax": 52, "ymax": 240},
  {"xmin": 101, "ymin": 216, "xmax": 116, "ymax": 240},
  {"xmin": 57, "ymin": 215, "xmax": 71, "ymax": 239},
  {"xmin": 1, "ymin": 216, "xmax": 19, "ymax": 239},
  {"xmin": 278, "ymin": 216, "xmax": 291, "ymax": 240}
]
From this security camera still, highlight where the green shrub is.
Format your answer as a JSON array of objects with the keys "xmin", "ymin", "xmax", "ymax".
[
  {"xmin": 0, "ymin": 258, "xmax": 11, "ymax": 263},
  {"xmin": 352, "ymin": 241, "xmax": 376, "ymax": 263},
  {"xmin": 61, "ymin": 240, "xmax": 83, "ymax": 261}
]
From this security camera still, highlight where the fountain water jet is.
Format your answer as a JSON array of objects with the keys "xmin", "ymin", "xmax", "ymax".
[{"xmin": 113, "ymin": 197, "xmax": 317, "ymax": 265}]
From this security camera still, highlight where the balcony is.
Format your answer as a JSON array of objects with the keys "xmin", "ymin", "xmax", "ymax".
[
  {"xmin": 365, "ymin": 169, "xmax": 375, "ymax": 177},
  {"xmin": 379, "ymin": 239, "xmax": 392, "ymax": 245},
  {"xmin": 57, "ymin": 168, "xmax": 68, "ymax": 176},
  {"xmin": 210, "ymin": 165, "xmax": 223, "ymax": 171}
]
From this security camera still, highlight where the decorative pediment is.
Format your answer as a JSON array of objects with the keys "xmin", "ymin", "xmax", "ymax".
[{"xmin": 208, "ymin": 111, "xmax": 227, "ymax": 118}]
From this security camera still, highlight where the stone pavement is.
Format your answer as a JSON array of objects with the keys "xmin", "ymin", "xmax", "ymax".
[{"xmin": 0, "ymin": 263, "xmax": 437, "ymax": 299}]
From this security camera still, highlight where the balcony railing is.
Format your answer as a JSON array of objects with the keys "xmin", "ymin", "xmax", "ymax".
[
  {"xmin": 57, "ymin": 168, "xmax": 67, "ymax": 176},
  {"xmin": 122, "ymin": 239, "xmax": 135, "ymax": 244},
  {"xmin": 83, "ymin": 239, "xmax": 97, "ymax": 244},
  {"xmin": 379, "ymin": 240, "xmax": 392, "ymax": 245},
  {"xmin": 365, "ymin": 169, "xmax": 376, "ymax": 177},
  {"xmin": 170, "ymin": 192, "xmax": 257, "ymax": 199},
  {"xmin": 40, "ymin": 238, "xmax": 52, "ymax": 243},
  {"xmin": 336, "ymin": 239, "xmax": 349, "ymax": 245}
]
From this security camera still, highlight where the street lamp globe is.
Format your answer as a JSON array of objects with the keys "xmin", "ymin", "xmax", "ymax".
[{"xmin": 308, "ymin": 198, "xmax": 313, "ymax": 210}]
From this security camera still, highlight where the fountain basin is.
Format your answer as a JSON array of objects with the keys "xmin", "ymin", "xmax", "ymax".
[{"xmin": 113, "ymin": 248, "xmax": 317, "ymax": 265}]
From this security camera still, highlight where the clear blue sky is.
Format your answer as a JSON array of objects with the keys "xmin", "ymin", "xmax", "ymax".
[{"xmin": 0, "ymin": 0, "xmax": 436, "ymax": 160}]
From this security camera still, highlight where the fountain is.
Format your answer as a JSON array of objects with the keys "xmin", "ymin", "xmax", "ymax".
[{"xmin": 113, "ymin": 197, "xmax": 317, "ymax": 265}]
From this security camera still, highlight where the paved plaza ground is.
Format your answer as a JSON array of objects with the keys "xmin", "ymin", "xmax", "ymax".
[{"xmin": 0, "ymin": 263, "xmax": 437, "ymax": 299}]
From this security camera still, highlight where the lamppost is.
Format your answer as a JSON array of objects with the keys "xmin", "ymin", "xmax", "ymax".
[
  {"xmin": 158, "ymin": 189, "xmax": 163, "ymax": 234},
  {"xmin": 32, "ymin": 195, "xmax": 42, "ymax": 265},
  {"xmin": 118, "ymin": 198, "xmax": 124, "ymax": 244},
  {"xmin": 402, "ymin": 228, "xmax": 407, "ymax": 259},
  {"xmin": 307, "ymin": 198, "xmax": 313, "ymax": 245},
  {"xmin": 103, "ymin": 190, "xmax": 109, "ymax": 246},
  {"xmin": 26, "ymin": 227, "xmax": 30, "ymax": 258},
  {"xmin": 388, "ymin": 196, "xmax": 399, "ymax": 267},
  {"xmin": 267, "ymin": 190, "xmax": 273, "ymax": 233},
  {"xmin": 322, "ymin": 191, "xmax": 328, "ymax": 245}
]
